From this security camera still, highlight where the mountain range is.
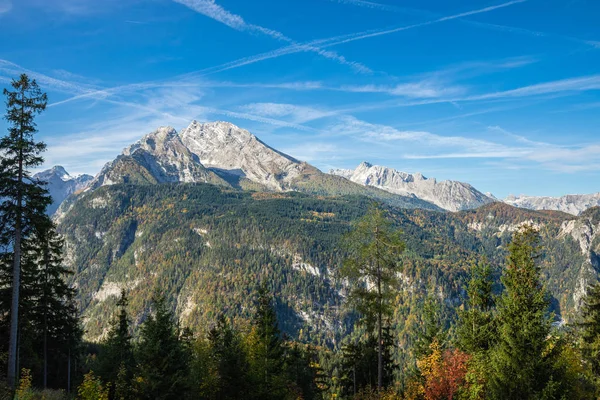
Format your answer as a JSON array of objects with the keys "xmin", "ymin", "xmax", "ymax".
[
  {"xmin": 42, "ymin": 120, "xmax": 598, "ymax": 216},
  {"xmin": 29, "ymin": 120, "xmax": 600, "ymax": 357},
  {"xmin": 330, "ymin": 162, "xmax": 494, "ymax": 212}
]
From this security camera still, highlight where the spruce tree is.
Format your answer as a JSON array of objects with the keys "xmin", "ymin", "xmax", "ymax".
[
  {"xmin": 246, "ymin": 286, "xmax": 286, "ymax": 400},
  {"xmin": 134, "ymin": 294, "xmax": 190, "ymax": 400},
  {"xmin": 414, "ymin": 297, "xmax": 446, "ymax": 360},
  {"xmin": 97, "ymin": 289, "xmax": 135, "ymax": 399},
  {"xmin": 338, "ymin": 204, "xmax": 405, "ymax": 391},
  {"xmin": 206, "ymin": 314, "xmax": 248, "ymax": 400},
  {"xmin": 456, "ymin": 259, "xmax": 495, "ymax": 354},
  {"xmin": 488, "ymin": 225, "xmax": 556, "ymax": 400},
  {"xmin": 0, "ymin": 73, "xmax": 48, "ymax": 387},
  {"xmin": 579, "ymin": 282, "xmax": 600, "ymax": 393},
  {"xmin": 30, "ymin": 220, "xmax": 80, "ymax": 389}
]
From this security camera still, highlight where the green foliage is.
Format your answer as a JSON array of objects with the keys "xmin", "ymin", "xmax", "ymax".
[
  {"xmin": 578, "ymin": 282, "xmax": 600, "ymax": 394},
  {"xmin": 339, "ymin": 205, "xmax": 405, "ymax": 389},
  {"xmin": 487, "ymin": 226, "xmax": 561, "ymax": 399},
  {"xmin": 455, "ymin": 260, "xmax": 495, "ymax": 354},
  {"xmin": 78, "ymin": 371, "xmax": 109, "ymax": 400},
  {"xmin": 133, "ymin": 294, "xmax": 191, "ymax": 400},
  {"xmin": 0, "ymin": 74, "xmax": 50, "ymax": 387},
  {"xmin": 0, "ymin": 75, "xmax": 82, "ymax": 391},
  {"xmin": 245, "ymin": 286, "xmax": 287, "ymax": 399},
  {"xmin": 205, "ymin": 315, "xmax": 248, "ymax": 399},
  {"xmin": 96, "ymin": 290, "xmax": 134, "ymax": 399},
  {"xmin": 339, "ymin": 326, "xmax": 397, "ymax": 397}
]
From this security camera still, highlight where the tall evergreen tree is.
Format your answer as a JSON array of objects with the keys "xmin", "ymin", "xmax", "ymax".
[
  {"xmin": 31, "ymin": 220, "xmax": 80, "ymax": 389},
  {"xmin": 0, "ymin": 74, "xmax": 48, "ymax": 387},
  {"xmin": 456, "ymin": 259, "xmax": 495, "ymax": 354},
  {"xmin": 134, "ymin": 294, "xmax": 190, "ymax": 400},
  {"xmin": 206, "ymin": 314, "xmax": 248, "ymax": 400},
  {"xmin": 97, "ymin": 289, "xmax": 135, "ymax": 399},
  {"xmin": 246, "ymin": 286, "xmax": 286, "ymax": 400},
  {"xmin": 338, "ymin": 204, "xmax": 405, "ymax": 391},
  {"xmin": 414, "ymin": 297, "xmax": 446, "ymax": 360},
  {"xmin": 488, "ymin": 225, "xmax": 558, "ymax": 400},
  {"xmin": 579, "ymin": 282, "xmax": 600, "ymax": 393}
]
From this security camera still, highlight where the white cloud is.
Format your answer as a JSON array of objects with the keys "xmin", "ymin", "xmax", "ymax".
[
  {"xmin": 240, "ymin": 103, "xmax": 335, "ymax": 123},
  {"xmin": 339, "ymin": 81, "xmax": 466, "ymax": 98},
  {"xmin": 327, "ymin": 116, "xmax": 600, "ymax": 173},
  {"xmin": 466, "ymin": 74, "xmax": 600, "ymax": 101}
]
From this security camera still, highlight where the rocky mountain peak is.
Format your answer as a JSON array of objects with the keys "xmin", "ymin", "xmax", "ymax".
[
  {"xmin": 330, "ymin": 162, "xmax": 492, "ymax": 212},
  {"xmin": 181, "ymin": 120, "xmax": 303, "ymax": 190},
  {"xmin": 34, "ymin": 166, "xmax": 94, "ymax": 215}
]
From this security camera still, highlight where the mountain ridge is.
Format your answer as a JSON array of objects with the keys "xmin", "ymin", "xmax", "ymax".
[
  {"xmin": 330, "ymin": 161, "xmax": 494, "ymax": 212},
  {"xmin": 34, "ymin": 166, "xmax": 93, "ymax": 215}
]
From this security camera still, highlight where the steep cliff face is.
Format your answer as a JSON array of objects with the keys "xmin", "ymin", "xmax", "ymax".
[
  {"xmin": 558, "ymin": 207, "xmax": 600, "ymax": 308},
  {"xmin": 180, "ymin": 121, "xmax": 307, "ymax": 191},
  {"xmin": 89, "ymin": 126, "xmax": 228, "ymax": 189},
  {"xmin": 331, "ymin": 162, "xmax": 493, "ymax": 211}
]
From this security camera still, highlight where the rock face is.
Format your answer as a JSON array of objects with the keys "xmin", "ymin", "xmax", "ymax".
[
  {"xmin": 90, "ymin": 126, "xmax": 226, "ymax": 189},
  {"xmin": 34, "ymin": 166, "xmax": 93, "ymax": 215},
  {"xmin": 180, "ymin": 121, "xmax": 307, "ymax": 191},
  {"xmin": 557, "ymin": 207, "xmax": 600, "ymax": 308},
  {"xmin": 87, "ymin": 121, "xmax": 440, "ymax": 211},
  {"xmin": 330, "ymin": 162, "xmax": 493, "ymax": 212},
  {"xmin": 504, "ymin": 193, "xmax": 600, "ymax": 215}
]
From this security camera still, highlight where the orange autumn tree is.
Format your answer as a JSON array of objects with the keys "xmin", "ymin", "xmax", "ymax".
[{"xmin": 416, "ymin": 340, "xmax": 470, "ymax": 400}]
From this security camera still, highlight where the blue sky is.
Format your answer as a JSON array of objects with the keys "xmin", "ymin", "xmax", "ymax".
[{"xmin": 0, "ymin": 0, "xmax": 599, "ymax": 198}]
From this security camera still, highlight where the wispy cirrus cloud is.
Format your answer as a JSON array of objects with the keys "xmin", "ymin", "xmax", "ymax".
[
  {"xmin": 182, "ymin": 0, "xmax": 527, "ymax": 78},
  {"xmin": 464, "ymin": 74, "xmax": 600, "ymax": 101},
  {"xmin": 240, "ymin": 103, "xmax": 336, "ymax": 123},
  {"xmin": 329, "ymin": 0, "xmax": 600, "ymax": 50},
  {"xmin": 327, "ymin": 116, "xmax": 600, "ymax": 172},
  {"xmin": 172, "ymin": 0, "xmax": 372, "ymax": 73},
  {"xmin": 338, "ymin": 81, "xmax": 466, "ymax": 98}
]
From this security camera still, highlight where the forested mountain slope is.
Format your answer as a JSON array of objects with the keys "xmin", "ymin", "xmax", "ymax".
[{"xmin": 57, "ymin": 183, "xmax": 599, "ymax": 349}]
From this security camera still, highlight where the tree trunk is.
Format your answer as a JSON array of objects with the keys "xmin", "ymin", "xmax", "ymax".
[
  {"xmin": 378, "ymin": 308, "xmax": 383, "ymax": 391},
  {"xmin": 8, "ymin": 99, "xmax": 24, "ymax": 388},
  {"xmin": 8, "ymin": 225, "xmax": 21, "ymax": 388},
  {"xmin": 375, "ymin": 225, "xmax": 383, "ymax": 392},
  {"xmin": 67, "ymin": 347, "xmax": 71, "ymax": 394}
]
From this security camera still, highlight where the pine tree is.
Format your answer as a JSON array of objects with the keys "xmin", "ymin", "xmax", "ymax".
[
  {"xmin": 97, "ymin": 290, "xmax": 135, "ymax": 399},
  {"xmin": 456, "ymin": 259, "xmax": 495, "ymax": 354},
  {"xmin": 283, "ymin": 343, "xmax": 323, "ymax": 400},
  {"xmin": 206, "ymin": 314, "xmax": 248, "ymax": 400},
  {"xmin": 246, "ymin": 286, "xmax": 286, "ymax": 400},
  {"xmin": 338, "ymin": 204, "xmax": 405, "ymax": 391},
  {"xmin": 488, "ymin": 225, "xmax": 557, "ymax": 400},
  {"xmin": 0, "ymin": 74, "xmax": 49, "ymax": 387},
  {"xmin": 414, "ymin": 297, "xmax": 446, "ymax": 360},
  {"xmin": 134, "ymin": 294, "xmax": 190, "ymax": 400},
  {"xmin": 31, "ymin": 220, "xmax": 80, "ymax": 389},
  {"xmin": 579, "ymin": 282, "xmax": 600, "ymax": 393}
]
